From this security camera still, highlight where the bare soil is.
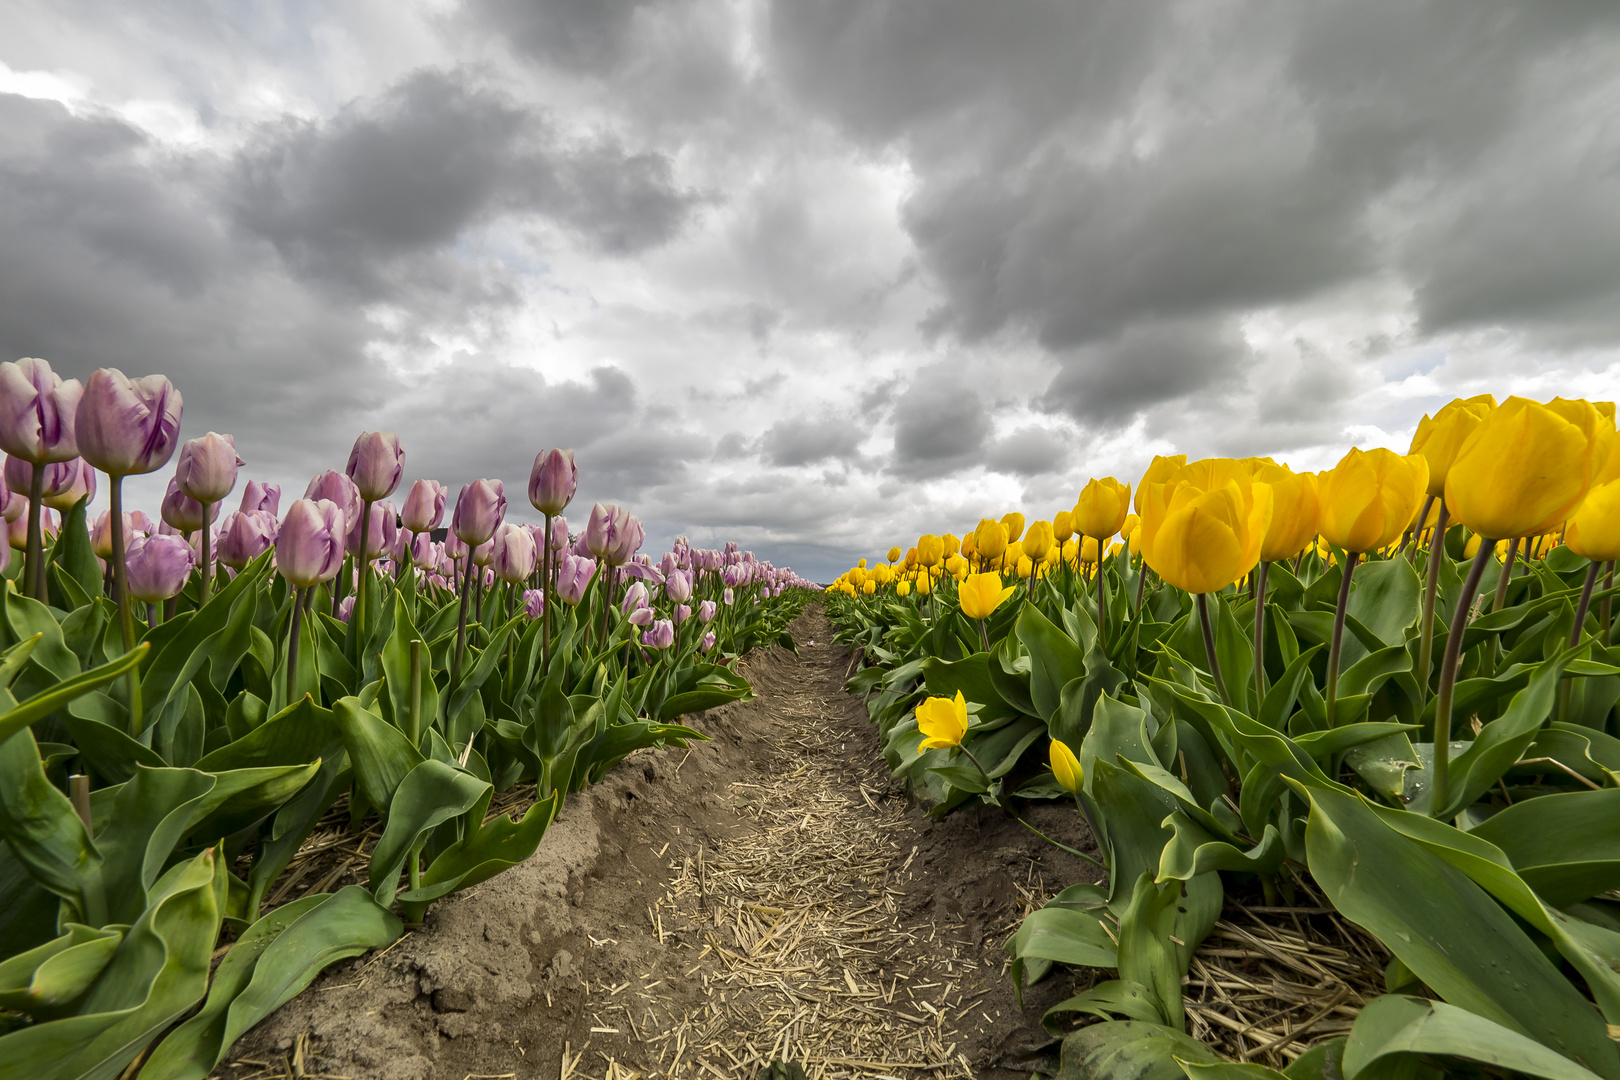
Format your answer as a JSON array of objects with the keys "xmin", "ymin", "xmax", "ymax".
[{"xmin": 221, "ymin": 605, "xmax": 1101, "ymax": 1080}]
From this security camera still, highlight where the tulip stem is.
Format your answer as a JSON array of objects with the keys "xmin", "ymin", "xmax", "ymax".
[
  {"xmin": 452, "ymin": 551, "xmax": 473, "ymax": 686},
  {"xmin": 286, "ymin": 586, "xmax": 305, "ymax": 706},
  {"xmin": 1416, "ymin": 501, "xmax": 1450, "ymax": 707},
  {"xmin": 1403, "ymin": 495, "xmax": 1433, "ymax": 563},
  {"xmin": 977, "ymin": 617, "xmax": 990, "ymax": 653},
  {"xmin": 407, "ymin": 637, "xmax": 422, "ymax": 750},
  {"xmin": 1095, "ymin": 542, "xmax": 1108, "ymax": 651},
  {"xmin": 1325, "ymin": 551, "xmax": 1360, "ymax": 728},
  {"xmin": 107, "ymin": 475, "xmax": 143, "ymax": 736},
  {"xmin": 1013, "ymin": 813, "xmax": 1106, "ymax": 870},
  {"xmin": 1558, "ymin": 561, "xmax": 1602, "ymax": 724},
  {"xmin": 354, "ymin": 499, "xmax": 373, "ymax": 644},
  {"xmin": 1196, "ymin": 593, "xmax": 1231, "ymax": 706},
  {"xmin": 1492, "ymin": 537, "xmax": 1519, "ymax": 612},
  {"xmin": 24, "ymin": 466, "xmax": 44, "ymax": 600},
  {"xmin": 1603, "ymin": 561, "xmax": 1615, "ymax": 647},
  {"xmin": 1253, "ymin": 561, "xmax": 1270, "ymax": 705},
  {"xmin": 541, "ymin": 513, "xmax": 554, "ymax": 674},
  {"xmin": 1433, "ymin": 543, "xmax": 1493, "ymax": 818},
  {"xmin": 1135, "ymin": 559, "xmax": 1147, "ymax": 613}
]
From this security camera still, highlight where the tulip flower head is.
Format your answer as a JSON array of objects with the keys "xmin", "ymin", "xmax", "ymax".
[
  {"xmin": 1074, "ymin": 477, "xmax": 1131, "ymax": 539},
  {"xmin": 1053, "ymin": 511, "xmax": 1075, "ymax": 542},
  {"xmin": 528, "ymin": 448, "xmax": 578, "ymax": 515},
  {"xmin": 699, "ymin": 599, "xmax": 718, "ymax": 623},
  {"xmin": 973, "ymin": 519, "xmax": 1008, "ymax": 563},
  {"xmin": 1022, "ymin": 520, "xmax": 1055, "ymax": 563},
  {"xmin": 452, "ymin": 479, "xmax": 506, "ymax": 546},
  {"xmin": 161, "ymin": 477, "xmax": 208, "ymax": 533},
  {"xmin": 42, "ymin": 458, "xmax": 96, "ymax": 512},
  {"xmin": 556, "ymin": 553, "xmax": 597, "ymax": 606},
  {"xmin": 492, "ymin": 521, "xmax": 538, "ymax": 583},
  {"xmin": 1409, "ymin": 396, "xmax": 1495, "ymax": 497},
  {"xmin": 1000, "ymin": 512, "xmax": 1025, "ymax": 543},
  {"xmin": 959, "ymin": 571, "xmax": 1017, "ymax": 621},
  {"xmin": 916, "ymin": 691, "xmax": 968, "ymax": 751},
  {"xmin": 216, "ymin": 510, "xmax": 278, "ymax": 569},
  {"xmin": 5, "ymin": 457, "xmax": 82, "ymax": 503},
  {"xmin": 125, "ymin": 533, "xmax": 195, "ymax": 603},
  {"xmin": 76, "ymin": 369, "xmax": 183, "ymax": 477},
  {"xmin": 700, "ymin": 630, "xmax": 717, "ymax": 652},
  {"xmin": 664, "ymin": 568, "xmax": 693, "ymax": 603},
  {"xmin": 276, "ymin": 498, "xmax": 347, "ymax": 588},
  {"xmin": 1254, "ymin": 463, "xmax": 1320, "ymax": 563},
  {"xmin": 399, "ymin": 478, "xmax": 447, "ymax": 532},
  {"xmin": 239, "ymin": 480, "xmax": 281, "ymax": 516},
  {"xmin": 304, "ymin": 470, "xmax": 361, "ymax": 528},
  {"xmin": 93, "ymin": 510, "xmax": 152, "ymax": 559},
  {"xmin": 347, "ymin": 499, "xmax": 397, "ymax": 561},
  {"xmin": 0, "ymin": 358, "xmax": 82, "ymax": 465},
  {"xmin": 1447, "ymin": 396, "xmax": 1611, "ymax": 540},
  {"xmin": 176, "ymin": 432, "xmax": 242, "ymax": 506},
  {"xmin": 1567, "ymin": 479, "xmax": 1620, "ymax": 562},
  {"xmin": 1317, "ymin": 448, "xmax": 1428, "ymax": 554},
  {"xmin": 471, "ymin": 539, "xmax": 494, "ymax": 567},
  {"xmin": 1140, "ymin": 479, "xmax": 1273, "ymax": 595},
  {"xmin": 522, "ymin": 588, "xmax": 545, "ymax": 619},
  {"xmin": 345, "ymin": 431, "xmax": 405, "ymax": 501},
  {"xmin": 1135, "ymin": 454, "xmax": 1188, "ymax": 514},
  {"xmin": 1049, "ymin": 739, "xmax": 1083, "ymax": 794}
]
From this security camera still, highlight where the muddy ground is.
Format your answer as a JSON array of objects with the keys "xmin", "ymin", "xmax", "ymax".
[{"xmin": 222, "ymin": 605, "xmax": 1102, "ymax": 1080}]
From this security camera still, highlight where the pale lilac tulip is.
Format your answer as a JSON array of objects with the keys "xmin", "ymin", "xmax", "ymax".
[
  {"xmin": 664, "ymin": 568, "xmax": 693, "ymax": 603},
  {"xmin": 701, "ymin": 631, "xmax": 716, "ymax": 652},
  {"xmin": 76, "ymin": 369, "xmax": 182, "ymax": 476},
  {"xmin": 557, "ymin": 554, "xmax": 597, "ymax": 605},
  {"xmin": 400, "ymin": 478, "xmax": 447, "ymax": 532},
  {"xmin": 162, "ymin": 477, "xmax": 208, "ymax": 532},
  {"xmin": 452, "ymin": 479, "xmax": 505, "ymax": 546},
  {"xmin": 492, "ymin": 521, "xmax": 538, "ymax": 584},
  {"xmin": 723, "ymin": 587, "xmax": 735, "ymax": 606},
  {"xmin": 239, "ymin": 480, "xmax": 280, "ymax": 515},
  {"xmin": 345, "ymin": 431, "xmax": 405, "ymax": 501},
  {"xmin": 471, "ymin": 539, "xmax": 494, "ymax": 567},
  {"xmin": 176, "ymin": 432, "xmax": 241, "ymax": 505},
  {"xmin": 522, "ymin": 588, "xmax": 545, "ymax": 619},
  {"xmin": 304, "ymin": 470, "xmax": 361, "ymax": 528},
  {"xmin": 0, "ymin": 359, "xmax": 82, "ymax": 465},
  {"xmin": 606, "ymin": 514, "xmax": 645, "ymax": 567},
  {"xmin": 643, "ymin": 619, "xmax": 675, "ymax": 649},
  {"xmin": 408, "ymin": 532, "xmax": 436, "ymax": 570},
  {"xmin": 699, "ymin": 600, "xmax": 718, "ymax": 623},
  {"xmin": 584, "ymin": 502, "xmax": 618, "ymax": 559},
  {"xmin": 9, "ymin": 510, "xmax": 57, "ymax": 548},
  {"xmin": 43, "ymin": 458, "xmax": 95, "ymax": 512},
  {"xmin": 346, "ymin": 498, "xmax": 396, "ymax": 561},
  {"xmin": 5, "ymin": 457, "xmax": 82, "ymax": 503},
  {"xmin": 2, "ymin": 491, "xmax": 25, "ymax": 523},
  {"xmin": 93, "ymin": 510, "xmax": 154, "ymax": 559},
  {"xmin": 628, "ymin": 606, "xmax": 655, "ymax": 627},
  {"xmin": 620, "ymin": 581, "xmax": 649, "ymax": 615},
  {"xmin": 125, "ymin": 533, "xmax": 195, "ymax": 603},
  {"xmin": 445, "ymin": 532, "xmax": 469, "ymax": 561},
  {"xmin": 528, "ymin": 448, "xmax": 577, "ymax": 515},
  {"xmin": 216, "ymin": 510, "xmax": 278, "ymax": 568},
  {"xmin": 673, "ymin": 603, "xmax": 691, "ymax": 625},
  {"xmin": 276, "ymin": 498, "xmax": 346, "ymax": 588},
  {"xmin": 549, "ymin": 516, "xmax": 569, "ymax": 552},
  {"xmin": 337, "ymin": 596, "xmax": 355, "ymax": 623}
]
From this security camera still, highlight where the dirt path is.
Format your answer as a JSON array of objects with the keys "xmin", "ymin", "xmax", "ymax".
[{"xmin": 225, "ymin": 606, "xmax": 1100, "ymax": 1080}]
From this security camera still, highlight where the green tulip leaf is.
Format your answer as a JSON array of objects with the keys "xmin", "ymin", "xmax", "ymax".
[
  {"xmin": 333, "ymin": 696, "xmax": 425, "ymax": 813},
  {"xmin": 367, "ymin": 759, "xmax": 488, "ymax": 905},
  {"xmin": 1053, "ymin": 1020, "xmax": 1223, "ymax": 1079},
  {"xmin": 1343, "ymin": 995, "xmax": 1607, "ymax": 1080},
  {"xmin": 1468, "ymin": 788, "xmax": 1620, "ymax": 908}
]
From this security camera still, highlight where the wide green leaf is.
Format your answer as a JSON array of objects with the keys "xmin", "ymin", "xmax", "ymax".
[{"xmin": 1343, "ymin": 995, "xmax": 1606, "ymax": 1080}]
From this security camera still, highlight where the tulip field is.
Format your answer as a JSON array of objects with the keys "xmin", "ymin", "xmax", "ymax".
[
  {"xmin": 828, "ymin": 395, "xmax": 1620, "ymax": 1078},
  {"xmin": 0, "ymin": 359, "xmax": 814, "ymax": 1079}
]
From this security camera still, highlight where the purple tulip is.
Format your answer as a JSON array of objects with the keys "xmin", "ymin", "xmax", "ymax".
[
  {"xmin": 643, "ymin": 618, "xmax": 675, "ymax": 649},
  {"xmin": 409, "ymin": 532, "xmax": 436, "ymax": 569},
  {"xmin": 4, "ymin": 456, "xmax": 83, "ymax": 502},
  {"xmin": 9, "ymin": 509, "xmax": 56, "ymax": 549},
  {"xmin": 161, "ymin": 477, "xmax": 209, "ymax": 532},
  {"xmin": 337, "ymin": 596, "xmax": 355, "ymax": 623},
  {"xmin": 549, "ymin": 516, "xmax": 570, "ymax": 552},
  {"xmin": 522, "ymin": 588, "xmax": 545, "ymax": 619},
  {"xmin": 239, "ymin": 479, "xmax": 280, "ymax": 516},
  {"xmin": 216, "ymin": 509, "xmax": 278, "ymax": 568},
  {"xmin": 471, "ymin": 539, "xmax": 494, "ymax": 567},
  {"xmin": 699, "ymin": 599, "xmax": 718, "ymax": 623},
  {"xmin": 125, "ymin": 533, "xmax": 195, "ymax": 603},
  {"xmin": 664, "ymin": 568, "xmax": 693, "ymax": 603},
  {"xmin": 175, "ymin": 432, "xmax": 242, "ymax": 505},
  {"xmin": 528, "ymin": 448, "xmax": 577, "ymax": 516},
  {"xmin": 2, "ymin": 491, "xmax": 24, "ymax": 523},
  {"xmin": 628, "ymin": 606, "xmax": 655, "ymax": 627},
  {"xmin": 621, "ymin": 581, "xmax": 649, "ymax": 615},
  {"xmin": 700, "ymin": 630, "xmax": 716, "ymax": 653},
  {"xmin": 452, "ymin": 479, "xmax": 506, "ymax": 546},
  {"xmin": 93, "ymin": 510, "xmax": 153, "ymax": 559},
  {"xmin": 276, "ymin": 498, "xmax": 346, "ymax": 588},
  {"xmin": 0, "ymin": 359, "xmax": 83, "ymax": 465},
  {"xmin": 492, "ymin": 521, "xmax": 537, "ymax": 584},
  {"xmin": 345, "ymin": 431, "xmax": 405, "ymax": 501},
  {"xmin": 608, "ymin": 514, "xmax": 645, "ymax": 567},
  {"xmin": 445, "ymin": 531, "xmax": 469, "ymax": 560},
  {"xmin": 76, "ymin": 369, "xmax": 183, "ymax": 477},
  {"xmin": 584, "ymin": 502, "xmax": 617, "ymax": 559},
  {"xmin": 400, "ymin": 478, "xmax": 448, "ymax": 532},
  {"xmin": 304, "ymin": 470, "xmax": 361, "ymax": 528},
  {"xmin": 556, "ymin": 554, "xmax": 597, "ymax": 606},
  {"xmin": 673, "ymin": 603, "xmax": 691, "ymax": 625},
  {"xmin": 346, "ymin": 498, "xmax": 396, "ymax": 561},
  {"xmin": 723, "ymin": 587, "xmax": 735, "ymax": 606}
]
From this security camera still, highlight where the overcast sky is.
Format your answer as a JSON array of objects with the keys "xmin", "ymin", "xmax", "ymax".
[{"xmin": 3, "ymin": 1, "xmax": 1618, "ymax": 581}]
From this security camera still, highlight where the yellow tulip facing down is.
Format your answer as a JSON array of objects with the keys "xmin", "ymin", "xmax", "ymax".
[
  {"xmin": 973, "ymin": 518, "xmax": 1007, "ymax": 568},
  {"xmin": 916, "ymin": 691, "xmax": 967, "ymax": 751},
  {"xmin": 887, "ymin": 546, "xmax": 902, "ymax": 564},
  {"xmin": 1001, "ymin": 512, "xmax": 1026, "ymax": 543}
]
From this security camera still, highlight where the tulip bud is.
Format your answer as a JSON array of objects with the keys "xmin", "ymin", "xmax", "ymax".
[
  {"xmin": 698, "ymin": 599, "xmax": 718, "ymax": 623},
  {"xmin": 472, "ymin": 539, "xmax": 494, "ymax": 567},
  {"xmin": 239, "ymin": 480, "xmax": 281, "ymax": 516},
  {"xmin": 673, "ymin": 603, "xmax": 692, "ymax": 623},
  {"xmin": 400, "ymin": 479, "xmax": 447, "ymax": 532},
  {"xmin": 337, "ymin": 596, "xmax": 355, "ymax": 623},
  {"xmin": 445, "ymin": 532, "xmax": 469, "ymax": 561},
  {"xmin": 1050, "ymin": 739, "xmax": 1083, "ymax": 794},
  {"xmin": 1409, "ymin": 397, "xmax": 1494, "ymax": 497},
  {"xmin": 345, "ymin": 431, "xmax": 405, "ymax": 501},
  {"xmin": 917, "ymin": 535, "xmax": 945, "ymax": 567},
  {"xmin": 528, "ymin": 448, "xmax": 578, "ymax": 516},
  {"xmin": 492, "ymin": 521, "xmax": 538, "ymax": 584},
  {"xmin": 0, "ymin": 359, "xmax": 83, "ymax": 468},
  {"xmin": 347, "ymin": 499, "xmax": 397, "ymax": 561},
  {"xmin": 75, "ymin": 369, "xmax": 183, "ymax": 477},
  {"xmin": 643, "ymin": 619, "xmax": 675, "ymax": 649},
  {"xmin": 176, "ymin": 432, "xmax": 242, "ymax": 505},
  {"xmin": 521, "ymin": 588, "xmax": 545, "ymax": 619},
  {"xmin": 216, "ymin": 510, "xmax": 278, "ymax": 569},
  {"xmin": 1000, "ymin": 512, "xmax": 1025, "ymax": 543},
  {"xmin": 276, "ymin": 499, "xmax": 347, "ymax": 588},
  {"xmin": 549, "ymin": 515, "xmax": 570, "ymax": 552},
  {"xmin": 1567, "ymin": 479, "xmax": 1620, "ymax": 562},
  {"xmin": 1447, "ymin": 396, "xmax": 1612, "ymax": 540},
  {"xmin": 665, "ymin": 568, "xmax": 693, "ymax": 603},
  {"xmin": 408, "ymin": 532, "xmax": 436, "ymax": 569},
  {"xmin": 1317, "ymin": 448, "xmax": 1429, "ymax": 554},
  {"xmin": 556, "ymin": 553, "xmax": 597, "ymax": 605},
  {"xmin": 973, "ymin": 519, "xmax": 1008, "ymax": 562},
  {"xmin": 1135, "ymin": 455, "xmax": 1187, "ymax": 514},
  {"xmin": 452, "ymin": 479, "xmax": 506, "ymax": 546},
  {"xmin": 1022, "ymin": 521, "xmax": 1055, "ymax": 563},
  {"xmin": 125, "ymin": 534, "xmax": 195, "ymax": 603},
  {"xmin": 161, "ymin": 477, "xmax": 209, "ymax": 533},
  {"xmin": 43, "ymin": 458, "xmax": 96, "ymax": 512},
  {"xmin": 1074, "ymin": 477, "xmax": 1131, "ymax": 539},
  {"xmin": 1254, "ymin": 464, "xmax": 1320, "ymax": 563},
  {"xmin": 1052, "ymin": 511, "xmax": 1075, "ymax": 543}
]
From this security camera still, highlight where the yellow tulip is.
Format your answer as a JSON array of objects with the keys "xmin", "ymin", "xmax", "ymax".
[
  {"xmin": 862, "ymin": 579, "xmax": 876, "ymax": 595},
  {"xmin": 1023, "ymin": 520, "xmax": 1055, "ymax": 562},
  {"xmin": 1079, "ymin": 536, "xmax": 1100, "ymax": 563},
  {"xmin": 1409, "ymin": 396, "xmax": 1495, "ymax": 497},
  {"xmin": 1136, "ymin": 454, "xmax": 1187, "ymax": 514},
  {"xmin": 917, "ymin": 534, "xmax": 945, "ymax": 567},
  {"xmin": 1016, "ymin": 555, "xmax": 1034, "ymax": 579},
  {"xmin": 887, "ymin": 546, "xmax": 902, "ymax": 563},
  {"xmin": 974, "ymin": 518, "xmax": 1007, "ymax": 562},
  {"xmin": 959, "ymin": 571, "xmax": 1017, "ymax": 620},
  {"xmin": 1567, "ymin": 480, "xmax": 1620, "ymax": 562},
  {"xmin": 1050, "ymin": 739, "xmax": 1082, "ymax": 794},
  {"xmin": 917, "ymin": 572, "xmax": 931, "ymax": 595},
  {"xmin": 857, "ymin": 558, "xmax": 867, "ymax": 569},
  {"xmin": 1317, "ymin": 448, "xmax": 1428, "ymax": 554},
  {"xmin": 945, "ymin": 554, "xmax": 967, "ymax": 576},
  {"xmin": 896, "ymin": 579, "xmax": 911, "ymax": 598},
  {"xmin": 1172, "ymin": 457, "xmax": 1256, "ymax": 491},
  {"xmin": 942, "ymin": 533, "xmax": 960, "ymax": 557},
  {"xmin": 1005, "ymin": 540, "xmax": 1024, "ymax": 568},
  {"xmin": 1120, "ymin": 513, "xmax": 1140, "ymax": 541},
  {"xmin": 1141, "ymin": 480, "xmax": 1273, "ymax": 594},
  {"xmin": 960, "ymin": 531, "xmax": 977, "ymax": 559},
  {"xmin": 1446, "ymin": 396, "xmax": 1611, "ymax": 540},
  {"xmin": 916, "ymin": 691, "xmax": 967, "ymax": 751},
  {"xmin": 1053, "ymin": 510, "xmax": 1075, "ymax": 542},
  {"xmin": 1001, "ymin": 512, "xmax": 1025, "ymax": 543},
  {"xmin": 1254, "ymin": 463, "xmax": 1320, "ymax": 563},
  {"xmin": 1074, "ymin": 476, "xmax": 1131, "ymax": 539},
  {"xmin": 1062, "ymin": 537, "xmax": 1079, "ymax": 563}
]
